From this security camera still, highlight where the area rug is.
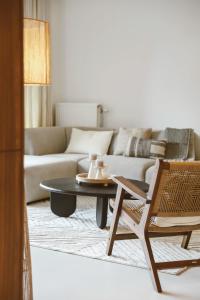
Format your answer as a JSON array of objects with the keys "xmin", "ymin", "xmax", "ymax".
[{"xmin": 28, "ymin": 197, "xmax": 200, "ymax": 275}]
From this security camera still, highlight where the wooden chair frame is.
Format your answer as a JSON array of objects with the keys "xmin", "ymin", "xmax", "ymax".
[{"xmin": 106, "ymin": 160, "xmax": 200, "ymax": 293}]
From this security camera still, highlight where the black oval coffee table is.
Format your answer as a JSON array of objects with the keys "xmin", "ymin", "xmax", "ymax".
[{"xmin": 40, "ymin": 177, "xmax": 149, "ymax": 229}]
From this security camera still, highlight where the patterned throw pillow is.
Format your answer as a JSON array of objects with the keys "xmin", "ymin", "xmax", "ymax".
[
  {"xmin": 124, "ymin": 137, "xmax": 167, "ymax": 159},
  {"xmin": 150, "ymin": 140, "xmax": 167, "ymax": 159},
  {"xmin": 113, "ymin": 127, "xmax": 152, "ymax": 155}
]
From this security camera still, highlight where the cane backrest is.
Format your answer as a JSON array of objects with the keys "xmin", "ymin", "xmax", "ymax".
[{"xmin": 150, "ymin": 162, "xmax": 200, "ymax": 217}]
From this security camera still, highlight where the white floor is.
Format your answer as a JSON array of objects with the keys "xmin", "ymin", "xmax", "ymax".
[{"xmin": 31, "ymin": 246, "xmax": 200, "ymax": 300}]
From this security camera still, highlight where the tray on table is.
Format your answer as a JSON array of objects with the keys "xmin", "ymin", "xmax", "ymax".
[{"xmin": 76, "ymin": 173, "xmax": 114, "ymax": 186}]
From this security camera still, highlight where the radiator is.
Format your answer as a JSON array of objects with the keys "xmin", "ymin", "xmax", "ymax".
[{"xmin": 55, "ymin": 102, "xmax": 103, "ymax": 127}]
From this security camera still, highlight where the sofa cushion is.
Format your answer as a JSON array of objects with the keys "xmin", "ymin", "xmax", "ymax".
[
  {"xmin": 153, "ymin": 216, "xmax": 200, "ymax": 227},
  {"xmin": 151, "ymin": 129, "xmax": 196, "ymax": 161},
  {"xmin": 65, "ymin": 126, "xmax": 118, "ymax": 155},
  {"xmin": 145, "ymin": 165, "xmax": 156, "ymax": 184},
  {"xmin": 65, "ymin": 128, "xmax": 113, "ymax": 155},
  {"xmin": 44, "ymin": 153, "xmax": 87, "ymax": 162},
  {"xmin": 124, "ymin": 137, "xmax": 166, "ymax": 159},
  {"xmin": 78, "ymin": 155, "xmax": 155, "ymax": 181},
  {"xmin": 24, "ymin": 155, "xmax": 77, "ymax": 203},
  {"xmin": 107, "ymin": 130, "xmax": 119, "ymax": 155},
  {"xmin": 164, "ymin": 127, "xmax": 192, "ymax": 160},
  {"xmin": 25, "ymin": 127, "xmax": 67, "ymax": 155},
  {"xmin": 113, "ymin": 127, "xmax": 152, "ymax": 155}
]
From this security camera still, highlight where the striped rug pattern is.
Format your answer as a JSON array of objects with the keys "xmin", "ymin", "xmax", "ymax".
[{"xmin": 28, "ymin": 197, "xmax": 200, "ymax": 275}]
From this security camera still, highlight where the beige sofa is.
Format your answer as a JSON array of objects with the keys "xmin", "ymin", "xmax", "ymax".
[{"xmin": 24, "ymin": 126, "xmax": 198, "ymax": 203}]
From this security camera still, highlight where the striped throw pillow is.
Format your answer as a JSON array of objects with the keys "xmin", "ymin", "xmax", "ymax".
[
  {"xmin": 124, "ymin": 137, "xmax": 166, "ymax": 159},
  {"xmin": 150, "ymin": 140, "xmax": 167, "ymax": 159}
]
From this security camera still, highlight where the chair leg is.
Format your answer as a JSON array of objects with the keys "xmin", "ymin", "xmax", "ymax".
[
  {"xmin": 140, "ymin": 234, "xmax": 162, "ymax": 293},
  {"xmin": 181, "ymin": 232, "xmax": 192, "ymax": 249},
  {"xmin": 106, "ymin": 187, "xmax": 125, "ymax": 256}
]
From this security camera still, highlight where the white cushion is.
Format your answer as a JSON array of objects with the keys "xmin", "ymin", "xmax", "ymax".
[
  {"xmin": 153, "ymin": 216, "xmax": 200, "ymax": 227},
  {"xmin": 145, "ymin": 165, "xmax": 156, "ymax": 184},
  {"xmin": 78, "ymin": 155, "xmax": 155, "ymax": 181},
  {"xmin": 65, "ymin": 128, "xmax": 113, "ymax": 155},
  {"xmin": 123, "ymin": 198, "xmax": 200, "ymax": 227}
]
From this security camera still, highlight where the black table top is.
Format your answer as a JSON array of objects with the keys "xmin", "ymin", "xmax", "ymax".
[{"xmin": 40, "ymin": 177, "xmax": 149, "ymax": 198}]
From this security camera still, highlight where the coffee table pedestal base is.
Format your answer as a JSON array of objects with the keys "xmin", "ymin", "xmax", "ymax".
[
  {"xmin": 96, "ymin": 197, "xmax": 108, "ymax": 229},
  {"xmin": 50, "ymin": 193, "xmax": 109, "ymax": 229},
  {"xmin": 50, "ymin": 192, "xmax": 76, "ymax": 217}
]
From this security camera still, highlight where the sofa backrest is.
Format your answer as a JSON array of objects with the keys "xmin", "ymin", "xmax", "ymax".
[
  {"xmin": 24, "ymin": 126, "xmax": 200, "ymax": 160},
  {"xmin": 24, "ymin": 127, "xmax": 67, "ymax": 155}
]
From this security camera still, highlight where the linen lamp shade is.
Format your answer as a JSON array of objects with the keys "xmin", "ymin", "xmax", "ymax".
[{"xmin": 24, "ymin": 18, "xmax": 50, "ymax": 85}]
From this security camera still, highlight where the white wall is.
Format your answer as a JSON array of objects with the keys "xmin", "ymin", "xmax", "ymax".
[{"xmin": 49, "ymin": 0, "xmax": 200, "ymax": 132}]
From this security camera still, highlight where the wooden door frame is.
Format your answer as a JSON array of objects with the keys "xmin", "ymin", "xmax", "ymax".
[{"xmin": 0, "ymin": 0, "xmax": 24, "ymax": 299}]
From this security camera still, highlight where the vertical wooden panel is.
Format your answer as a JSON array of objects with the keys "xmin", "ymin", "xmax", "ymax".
[
  {"xmin": 0, "ymin": 152, "xmax": 24, "ymax": 299},
  {"xmin": 0, "ymin": 0, "xmax": 24, "ymax": 299},
  {"xmin": 0, "ymin": 0, "xmax": 23, "ymax": 151}
]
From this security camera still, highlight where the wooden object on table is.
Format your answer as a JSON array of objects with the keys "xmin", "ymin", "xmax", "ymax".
[
  {"xmin": 107, "ymin": 160, "xmax": 200, "ymax": 293},
  {"xmin": 0, "ymin": 0, "xmax": 24, "ymax": 299}
]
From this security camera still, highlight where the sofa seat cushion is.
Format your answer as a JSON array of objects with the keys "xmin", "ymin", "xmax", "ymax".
[
  {"xmin": 24, "ymin": 155, "xmax": 77, "ymax": 203},
  {"xmin": 78, "ymin": 155, "xmax": 155, "ymax": 181},
  {"xmin": 24, "ymin": 153, "xmax": 87, "ymax": 168},
  {"xmin": 44, "ymin": 153, "xmax": 87, "ymax": 162}
]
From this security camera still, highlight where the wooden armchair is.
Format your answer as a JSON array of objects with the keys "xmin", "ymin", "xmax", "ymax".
[{"xmin": 106, "ymin": 160, "xmax": 200, "ymax": 293}]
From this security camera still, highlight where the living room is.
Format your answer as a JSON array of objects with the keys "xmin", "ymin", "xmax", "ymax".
[{"xmin": 1, "ymin": 0, "xmax": 200, "ymax": 299}]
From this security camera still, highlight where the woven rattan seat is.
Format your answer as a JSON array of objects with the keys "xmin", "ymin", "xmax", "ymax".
[{"xmin": 110, "ymin": 199, "xmax": 144, "ymax": 223}]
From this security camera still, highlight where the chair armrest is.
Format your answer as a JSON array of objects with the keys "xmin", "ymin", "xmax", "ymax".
[{"xmin": 112, "ymin": 176, "xmax": 147, "ymax": 203}]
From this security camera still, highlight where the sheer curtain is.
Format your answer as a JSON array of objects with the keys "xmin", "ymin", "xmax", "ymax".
[
  {"xmin": 24, "ymin": 0, "xmax": 52, "ymax": 128},
  {"xmin": 23, "ymin": 204, "xmax": 33, "ymax": 300},
  {"xmin": 23, "ymin": 1, "xmax": 51, "ymax": 299}
]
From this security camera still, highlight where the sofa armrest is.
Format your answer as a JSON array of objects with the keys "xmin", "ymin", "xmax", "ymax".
[{"xmin": 24, "ymin": 127, "xmax": 67, "ymax": 155}]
